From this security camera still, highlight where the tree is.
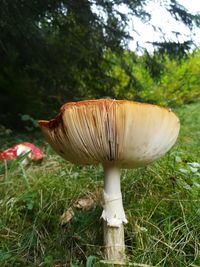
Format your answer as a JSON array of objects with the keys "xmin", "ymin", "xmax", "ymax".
[{"xmin": 0, "ymin": 0, "xmax": 199, "ymax": 128}]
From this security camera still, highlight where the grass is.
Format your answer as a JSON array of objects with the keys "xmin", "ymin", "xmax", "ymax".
[{"xmin": 0, "ymin": 102, "xmax": 200, "ymax": 266}]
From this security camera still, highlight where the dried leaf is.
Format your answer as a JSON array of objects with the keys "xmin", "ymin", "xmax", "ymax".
[
  {"xmin": 74, "ymin": 197, "xmax": 94, "ymax": 210},
  {"xmin": 60, "ymin": 208, "xmax": 74, "ymax": 225},
  {"xmin": 188, "ymin": 162, "xmax": 200, "ymax": 168}
]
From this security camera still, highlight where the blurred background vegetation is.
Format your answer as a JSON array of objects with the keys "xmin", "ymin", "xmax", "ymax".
[{"xmin": 0, "ymin": 0, "xmax": 200, "ymax": 130}]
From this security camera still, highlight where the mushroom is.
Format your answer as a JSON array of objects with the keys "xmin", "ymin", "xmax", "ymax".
[
  {"xmin": 0, "ymin": 142, "xmax": 44, "ymax": 165},
  {"xmin": 38, "ymin": 99, "xmax": 180, "ymax": 264}
]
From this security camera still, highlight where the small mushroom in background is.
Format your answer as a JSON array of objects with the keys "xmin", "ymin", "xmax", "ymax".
[
  {"xmin": 0, "ymin": 142, "xmax": 44, "ymax": 165},
  {"xmin": 39, "ymin": 99, "xmax": 180, "ymax": 265}
]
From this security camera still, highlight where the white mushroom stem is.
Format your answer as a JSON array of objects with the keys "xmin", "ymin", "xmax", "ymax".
[
  {"xmin": 101, "ymin": 166, "xmax": 127, "ymax": 263},
  {"xmin": 102, "ymin": 166, "xmax": 127, "ymax": 226}
]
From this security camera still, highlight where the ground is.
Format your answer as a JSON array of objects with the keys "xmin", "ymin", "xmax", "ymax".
[{"xmin": 0, "ymin": 102, "xmax": 200, "ymax": 267}]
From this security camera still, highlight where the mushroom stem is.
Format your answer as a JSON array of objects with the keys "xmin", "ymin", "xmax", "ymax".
[{"xmin": 102, "ymin": 166, "xmax": 127, "ymax": 263}]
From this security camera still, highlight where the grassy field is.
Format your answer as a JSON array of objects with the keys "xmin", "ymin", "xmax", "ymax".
[{"xmin": 0, "ymin": 102, "xmax": 200, "ymax": 267}]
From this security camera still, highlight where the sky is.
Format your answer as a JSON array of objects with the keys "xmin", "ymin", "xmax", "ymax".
[{"xmin": 126, "ymin": 0, "xmax": 200, "ymax": 52}]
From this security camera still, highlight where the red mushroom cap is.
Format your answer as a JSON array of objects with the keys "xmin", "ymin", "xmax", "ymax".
[{"xmin": 0, "ymin": 142, "xmax": 44, "ymax": 161}]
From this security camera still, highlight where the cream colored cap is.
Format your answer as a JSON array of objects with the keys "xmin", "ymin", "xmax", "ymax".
[{"xmin": 39, "ymin": 99, "xmax": 180, "ymax": 168}]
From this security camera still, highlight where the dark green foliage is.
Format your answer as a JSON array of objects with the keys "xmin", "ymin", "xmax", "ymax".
[
  {"xmin": 152, "ymin": 41, "xmax": 192, "ymax": 58},
  {"xmin": 0, "ymin": 0, "xmax": 200, "ymax": 129},
  {"xmin": 168, "ymin": 0, "xmax": 200, "ymax": 28}
]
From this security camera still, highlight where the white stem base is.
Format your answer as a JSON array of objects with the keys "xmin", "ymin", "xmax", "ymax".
[{"xmin": 103, "ymin": 221, "xmax": 126, "ymax": 263}]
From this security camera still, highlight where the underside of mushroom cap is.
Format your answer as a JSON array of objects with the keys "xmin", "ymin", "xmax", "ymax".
[{"xmin": 39, "ymin": 99, "xmax": 180, "ymax": 168}]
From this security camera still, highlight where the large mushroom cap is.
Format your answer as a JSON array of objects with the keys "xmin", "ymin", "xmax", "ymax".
[{"xmin": 39, "ymin": 99, "xmax": 180, "ymax": 168}]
